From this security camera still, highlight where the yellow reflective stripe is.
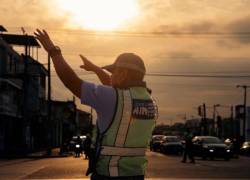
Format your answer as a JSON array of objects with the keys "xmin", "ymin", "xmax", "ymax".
[
  {"xmin": 101, "ymin": 146, "xmax": 146, "ymax": 156},
  {"xmin": 114, "ymin": 90, "xmax": 132, "ymax": 146},
  {"xmin": 109, "ymin": 156, "xmax": 120, "ymax": 177}
]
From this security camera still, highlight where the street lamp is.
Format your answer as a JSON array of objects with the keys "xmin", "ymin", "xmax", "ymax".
[{"xmin": 236, "ymin": 85, "xmax": 250, "ymax": 141}]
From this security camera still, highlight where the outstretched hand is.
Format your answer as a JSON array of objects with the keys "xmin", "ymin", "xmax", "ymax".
[
  {"xmin": 34, "ymin": 29, "xmax": 55, "ymax": 52},
  {"xmin": 79, "ymin": 54, "xmax": 98, "ymax": 72}
]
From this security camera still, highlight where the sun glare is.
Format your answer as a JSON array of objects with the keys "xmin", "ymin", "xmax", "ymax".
[{"xmin": 56, "ymin": 0, "xmax": 139, "ymax": 31}]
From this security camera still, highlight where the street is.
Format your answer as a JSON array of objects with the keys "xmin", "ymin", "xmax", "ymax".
[{"xmin": 0, "ymin": 151, "xmax": 250, "ymax": 180}]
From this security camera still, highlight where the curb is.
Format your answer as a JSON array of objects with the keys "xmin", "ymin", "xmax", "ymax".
[{"xmin": 26, "ymin": 148, "xmax": 72, "ymax": 158}]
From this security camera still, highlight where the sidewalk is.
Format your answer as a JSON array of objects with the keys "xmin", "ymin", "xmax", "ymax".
[
  {"xmin": 0, "ymin": 148, "xmax": 71, "ymax": 160},
  {"xmin": 0, "ymin": 149, "xmax": 69, "ymax": 167},
  {"xmin": 27, "ymin": 148, "xmax": 70, "ymax": 158}
]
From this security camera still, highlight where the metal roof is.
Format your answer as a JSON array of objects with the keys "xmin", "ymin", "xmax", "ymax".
[
  {"xmin": 0, "ymin": 34, "xmax": 40, "ymax": 47},
  {"xmin": 0, "ymin": 25, "xmax": 7, "ymax": 32}
]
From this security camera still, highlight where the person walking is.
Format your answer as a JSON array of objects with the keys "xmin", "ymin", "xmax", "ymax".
[
  {"xmin": 182, "ymin": 129, "xmax": 195, "ymax": 163},
  {"xmin": 84, "ymin": 134, "xmax": 91, "ymax": 160},
  {"xmin": 74, "ymin": 136, "xmax": 82, "ymax": 158},
  {"xmin": 34, "ymin": 29, "xmax": 158, "ymax": 180}
]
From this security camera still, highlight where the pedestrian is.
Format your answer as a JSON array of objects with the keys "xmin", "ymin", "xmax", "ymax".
[
  {"xmin": 75, "ymin": 136, "xmax": 82, "ymax": 158},
  {"xmin": 182, "ymin": 129, "xmax": 195, "ymax": 163},
  {"xmin": 34, "ymin": 29, "xmax": 158, "ymax": 180},
  {"xmin": 84, "ymin": 134, "xmax": 91, "ymax": 160}
]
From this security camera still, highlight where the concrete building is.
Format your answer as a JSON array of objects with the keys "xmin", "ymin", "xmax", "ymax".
[
  {"xmin": 0, "ymin": 37, "xmax": 25, "ymax": 156},
  {"xmin": 0, "ymin": 30, "xmax": 48, "ymax": 156},
  {"xmin": 50, "ymin": 100, "xmax": 77, "ymax": 147}
]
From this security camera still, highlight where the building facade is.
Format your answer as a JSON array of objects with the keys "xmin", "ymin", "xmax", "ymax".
[{"xmin": 0, "ymin": 31, "xmax": 48, "ymax": 156}]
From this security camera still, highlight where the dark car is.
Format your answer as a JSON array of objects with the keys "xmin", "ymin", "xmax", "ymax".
[
  {"xmin": 150, "ymin": 135, "xmax": 165, "ymax": 152},
  {"xmin": 160, "ymin": 136, "xmax": 183, "ymax": 155},
  {"xmin": 240, "ymin": 141, "xmax": 250, "ymax": 156},
  {"xmin": 192, "ymin": 136, "xmax": 231, "ymax": 160}
]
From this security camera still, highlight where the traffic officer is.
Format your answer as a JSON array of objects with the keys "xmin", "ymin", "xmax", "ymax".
[{"xmin": 34, "ymin": 29, "xmax": 158, "ymax": 180}]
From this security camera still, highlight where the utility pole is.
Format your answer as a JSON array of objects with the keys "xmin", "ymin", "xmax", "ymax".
[
  {"xmin": 47, "ymin": 54, "xmax": 52, "ymax": 155},
  {"xmin": 236, "ymin": 85, "xmax": 250, "ymax": 141},
  {"xmin": 23, "ymin": 34, "xmax": 29, "ymax": 153},
  {"xmin": 23, "ymin": 32, "xmax": 32, "ymax": 153},
  {"xmin": 231, "ymin": 105, "xmax": 234, "ymax": 138},
  {"xmin": 199, "ymin": 103, "xmax": 207, "ymax": 135},
  {"xmin": 203, "ymin": 103, "xmax": 208, "ymax": 135},
  {"xmin": 213, "ymin": 104, "xmax": 220, "ymax": 135}
]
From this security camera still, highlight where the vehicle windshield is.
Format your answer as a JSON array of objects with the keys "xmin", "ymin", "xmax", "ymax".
[
  {"xmin": 164, "ymin": 137, "xmax": 180, "ymax": 142},
  {"xmin": 202, "ymin": 137, "xmax": 222, "ymax": 144}
]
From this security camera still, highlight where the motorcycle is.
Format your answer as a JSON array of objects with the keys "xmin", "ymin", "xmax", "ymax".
[{"xmin": 74, "ymin": 144, "xmax": 82, "ymax": 157}]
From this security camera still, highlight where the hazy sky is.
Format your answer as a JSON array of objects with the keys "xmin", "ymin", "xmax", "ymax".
[{"xmin": 1, "ymin": 0, "xmax": 250, "ymax": 124}]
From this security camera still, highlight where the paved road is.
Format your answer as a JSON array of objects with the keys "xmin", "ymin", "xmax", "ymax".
[
  {"xmin": 147, "ymin": 151, "xmax": 250, "ymax": 179},
  {"xmin": 0, "ymin": 151, "xmax": 250, "ymax": 180}
]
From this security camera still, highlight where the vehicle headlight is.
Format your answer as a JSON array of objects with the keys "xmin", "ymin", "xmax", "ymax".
[
  {"xmin": 226, "ymin": 149, "xmax": 230, "ymax": 152},
  {"xmin": 209, "ymin": 149, "xmax": 214, "ymax": 153},
  {"xmin": 242, "ymin": 146, "xmax": 248, "ymax": 149}
]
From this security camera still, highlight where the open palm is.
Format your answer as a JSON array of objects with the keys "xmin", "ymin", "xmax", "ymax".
[{"xmin": 34, "ymin": 29, "xmax": 55, "ymax": 52}]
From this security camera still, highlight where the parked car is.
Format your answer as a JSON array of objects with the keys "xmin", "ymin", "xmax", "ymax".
[
  {"xmin": 192, "ymin": 136, "xmax": 231, "ymax": 160},
  {"xmin": 240, "ymin": 141, "xmax": 250, "ymax": 156},
  {"xmin": 150, "ymin": 135, "xmax": 165, "ymax": 152},
  {"xmin": 160, "ymin": 136, "xmax": 183, "ymax": 155}
]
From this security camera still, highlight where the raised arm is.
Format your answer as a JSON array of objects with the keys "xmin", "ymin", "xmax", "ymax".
[
  {"xmin": 79, "ymin": 55, "xmax": 111, "ymax": 86},
  {"xmin": 34, "ymin": 29, "xmax": 81, "ymax": 98}
]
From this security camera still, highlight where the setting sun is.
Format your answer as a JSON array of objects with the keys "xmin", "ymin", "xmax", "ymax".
[{"xmin": 56, "ymin": 0, "xmax": 139, "ymax": 31}]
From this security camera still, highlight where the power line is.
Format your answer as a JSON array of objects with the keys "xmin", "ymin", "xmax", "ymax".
[
  {"xmin": 48, "ymin": 76, "xmax": 242, "ymax": 88},
  {"xmin": 146, "ymin": 73, "xmax": 250, "ymax": 78},
  {"xmin": 49, "ymin": 72, "xmax": 250, "ymax": 79},
  {"xmin": 14, "ymin": 49, "xmax": 250, "ymax": 64},
  {"xmin": 5, "ymin": 26, "xmax": 250, "ymax": 39},
  {"xmin": 49, "ymin": 68, "xmax": 250, "ymax": 77},
  {"xmin": 50, "ymin": 69, "xmax": 250, "ymax": 75}
]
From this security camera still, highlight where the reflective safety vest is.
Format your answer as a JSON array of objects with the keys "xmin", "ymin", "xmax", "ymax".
[{"xmin": 93, "ymin": 87, "xmax": 157, "ymax": 177}]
